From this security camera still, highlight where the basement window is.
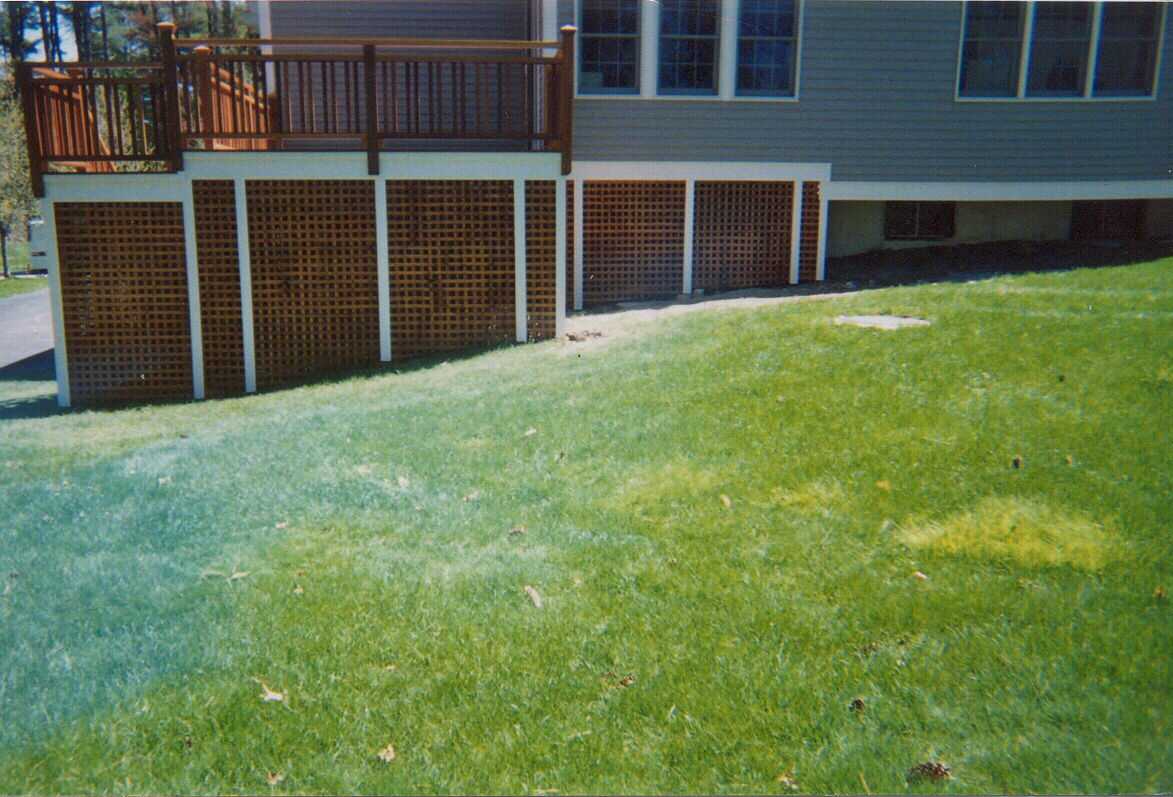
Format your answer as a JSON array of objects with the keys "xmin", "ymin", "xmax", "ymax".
[
  {"xmin": 884, "ymin": 202, "xmax": 957, "ymax": 241},
  {"xmin": 1070, "ymin": 200, "xmax": 1145, "ymax": 240}
]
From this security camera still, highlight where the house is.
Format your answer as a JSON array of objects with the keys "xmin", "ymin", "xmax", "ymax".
[{"xmin": 20, "ymin": 0, "xmax": 1173, "ymax": 407}]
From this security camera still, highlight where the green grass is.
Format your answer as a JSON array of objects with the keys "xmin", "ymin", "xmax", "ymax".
[
  {"xmin": 0, "ymin": 241, "xmax": 46, "ymax": 297},
  {"xmin": 0, "ymin": 259, "xmax": 1170, "ymax": 794}
]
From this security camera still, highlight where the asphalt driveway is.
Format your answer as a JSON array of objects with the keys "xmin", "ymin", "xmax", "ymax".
[{"xmin": 0, "ymin": 288, "xmax": 53, "ymax": 370}]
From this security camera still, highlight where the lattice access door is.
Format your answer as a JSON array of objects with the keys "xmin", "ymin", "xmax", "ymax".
[
  {"xmin": 693, "ymin": 181, "xmax": 794, "ymax": 292},
  {"xmin": 386, "ymin": 180, "xmax": 517, "ymax": 361}
]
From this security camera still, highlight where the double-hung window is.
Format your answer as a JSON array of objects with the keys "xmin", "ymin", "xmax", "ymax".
[
  {"xmin": 736, "ymin": 0, "xmax": 800, "ymax": 97},
  {"xmin": 579, "ymin": 0, "xmax": 641, "ymax": 94},
  {"xmin": 658, "ymin": 0, "xmax": 721, "ymax": 95},
  {"xmin": 957, "ymin": 1, "xmax": 1166, "ymax": 100}
]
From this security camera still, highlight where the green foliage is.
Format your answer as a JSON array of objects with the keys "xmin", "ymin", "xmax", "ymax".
[
  {"xmin": 0, "ymin": 73, "xmax": 36, "ymax": 236},
  {"xmin": 0, "ymin": 260, "xmax": 1171, "ymax": 793}
]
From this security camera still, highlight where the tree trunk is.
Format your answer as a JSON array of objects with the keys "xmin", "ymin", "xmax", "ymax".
[
  {"xmin": 99, "ymin": 2, "xmax": 109, "ymax": 60},
  {"xmin": 1, "ymin": 227, "xmax": 9, "ymax": 280}
]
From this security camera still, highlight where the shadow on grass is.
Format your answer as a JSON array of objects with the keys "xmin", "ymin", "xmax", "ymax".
[{"xmin": 0, "ymin": 350, "xmax": 58, "ymax": 421}]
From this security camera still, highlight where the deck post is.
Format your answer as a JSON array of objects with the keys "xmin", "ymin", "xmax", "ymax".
[
  {"xmin": 514, "ymin": 178, "xmax": 527, "ymax": 343},
  {"xmin": 555, "ymin": 176, "xmax": 567, "ymax": 337},
  {"xmin": 573, "ymin": 178, "xmax": 584, "ymax": 310},
  {"xmin": 789, "ymin": 180, "xmax": 801, "ymax": 284},
  {"xmin": 41, "ymin": 198, "xmax": 70, "ymax": 407},
  {"xmin": 16, "ymin": 63, "xmax": 45, "ymax": 198},
  {"xmin": 682, "ymin": 179, "xmax": 695, "ymax": 295},
  {"xmin": 375, "ymin": 176, "xmax": 392, "ymax": 361},
  {"xmin": 364, "ymin": 45, "xmax": 379, "ymax": 176},
  {"xmin": 193, "ymin": 46, "xmax": 215, "ymax": 141},
  {"xmin": 181, "ymin": 182, "xmax": 205, "ymax": 400},
  {"xmin": 157, "ymin": 23, "xmax": 183, "ymax": 171},
  {"xmin": 233, "ymin": 178, "xmax": 257, "ymax": 393},
  {"xmin": 558, "ymin": 27, "xmax": 576, "ymax": 176}
]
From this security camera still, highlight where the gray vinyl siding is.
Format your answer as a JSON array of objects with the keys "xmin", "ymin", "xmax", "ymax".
[
  {"xmin": 270, "ymin": 1, "xmax": 531, "ymax": 40},
  {"xmin": 560, "ymin": 0, "xmax": 1173, "ymax": 182}
]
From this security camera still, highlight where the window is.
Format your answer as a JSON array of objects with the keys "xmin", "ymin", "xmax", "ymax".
[
  {"xmin": 1025, "ymin": 1, "xmax": 1093, "ymax": 96},
  {"xmin": 1071, "ymin": 200, "xmax": 1145, "ymax": 240},
  {"xmin": 658, "ymin": 0, "xmax": 720, "ymax": 94},
  {"xmin": 736, "ymin": 0, "xmax": 800, "ymax": 97},
  {"xmin": 580, "ymin": 0, "xmax": 641, "ymax": 94},
  {"xmin": 884, "ymin": 202, "xmax": 956, "ymax": 241},
  {"xmin": 956, "ymin": 1, "xmax": 1165, "ymax": 100},
  {"xmin": 958, "ymin": 1, "xmax": 1025, "ymax": 97},
  {"xmin": 1094, "ymin": 2, "xmax": 1162, "ymax": 96}
]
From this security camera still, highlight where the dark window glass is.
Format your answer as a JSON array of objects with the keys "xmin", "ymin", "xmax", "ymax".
[
  {"xmin": 958, "ymin": 1, "xmax": 1024, "ymax": 96},
  {"xmin": 885, "ymin": 202, "xmax": 956, "ymax": 240},
  {"xmin": 659, "ymin": 0, "xmax": 720, "ymax": 94},
  {"xmin": 580, "ymin": 0, "xmax": 641, "ymax": 94},
  {"xmin": 1094, "ymin": 2, "xmax": 1161, "ymax": 96},
  {"xmin": 1025, "ymin": 2, "xmax": 1092, "ymax": 96},
  {"xmin": 736, "ymin": 0, "xmax": 799, "ymax": 96}
]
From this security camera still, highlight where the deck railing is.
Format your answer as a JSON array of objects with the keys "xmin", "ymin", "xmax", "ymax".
[{"xmin": 19, "ymin": 24, "xmax": 577, "ymax": 196}]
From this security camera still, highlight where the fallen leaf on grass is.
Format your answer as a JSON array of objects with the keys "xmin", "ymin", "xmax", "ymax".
[
  {"xmin": 1065, "ymin": 454, "xmax": 1075, "ymax": 466},
  {"xmin": 397, "ymin": 475, "xmax": 410, "ymax": 488},
  {"xmin": 463, "ymin": 490, "xmax": 481, "ymax": 502},
  {"xmin": 1155, "ymin": 585, "xmax": 1167, "ymax": 601},
  {"xmin": 912, "ymin": 571, "xmax": 928, "ymax": 581},
  {"xmin": 875, "ymin": 479, "xmax": 892, "ymax": 492},
  {"xmin": 1012, "ymin": 455, "xmax": 1024, "ymax": 469},
  {"xmin": 775, "ymin": 770, "xmax": 800, "ymax": 791},
  {"xmin": 266, "ymin": 771, "xmax": 284, "ymax": 785},
  {"xmin": 292, "ymin": 584, "xmax": 304, "ymax": 596},
  {"xmin": 355, "ymin": 463, "xmax": 373, "ymax": 476},
  {"xmin": 275, "ymin": 521, "xmax": 288, "ymax": 530},
  {"xmin": 524, "ymin": 427, "xmax": 538, "ymax": 437},
  {"xmin": 534, "ymin": 789, "xmax": 560, "ymax": 795},
  {"xmin": 157, "ymin": 476, "xmax": 173, "ymax": 486},
  {"xmin": 720, "ymin": 494, "xmax": 733, "ymax": 509},
  {"xmin": 377, "ymin": 743, "xmax": 396, "ymax": 763},
  {"xmin": 849, "ymin": 697, "xmax": 866, "ymax": 713},
  {"xmin": 258, "ymin": 682, "xmax": 284, "ymax": 703},
  {"xmin": 907, "ymin": 761, "xmax": 951, "ymax": 782},
  {"xmin": 229, "ymin": 570, "xmax": 249, "ymax": 581},
  {"xmin": 524, "ymin": 585, "xmax": 543, "ymax": 608},
  {"xmin": 618, "ymin": 674, "xmax": 635, "ymax": 687},
  {"xmin": 510, "ymin": 524, "xmax": 527, "ymax": 536}
]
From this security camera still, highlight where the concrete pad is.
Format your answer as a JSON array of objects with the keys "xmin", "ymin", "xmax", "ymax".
[{"xmin": 833, "ymin": 314, "xmax": 931, "ymax": 330}]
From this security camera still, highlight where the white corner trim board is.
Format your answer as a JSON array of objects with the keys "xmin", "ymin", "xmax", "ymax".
[
  {"xmin": 233, "ymin": 178, "xmax": 257, "ymax": 394},
  {"xmin": 789, "ymin": 181, "xmax": 801, "ymax": 285},
  {"xmin": 682, "ymin": 179, "xmax": 695, "ymax": 294},
  {"xmin": 180, "ymin": 189, "xmax": 206, "ymax": 400},
  {"xmin": 825, "ymin": 180, "xmax": 1173, "ymax": 202},
  {"xmin": 555, "ymin": 177, "xmax": 568, "ymax": 337},
  {"xmin": 40, "ymin": 198, "xmax": 70, "ymax": 408},
  {"xmin": 573, "ymin": 180, "xmax": 584, "ymax": 311},
  {"xmin": 374, "ymin": 177, "xmax": 392, "ymax": 362},
  {"xmin": 513, "ymin": 178, "xmax": 528, "ymax": 343}
]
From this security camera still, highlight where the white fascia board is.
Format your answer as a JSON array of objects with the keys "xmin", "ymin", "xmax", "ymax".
[
  {"xmin": 184, "ymin": 152, "xmax": 562, "ymax": 181},
  {"xmin": 825, "ymin": 181, "xmax": 1173, "ymax": 202},
  {"xmin": 570, "ymin": 161, "xmax": 832, "ymax": 182},
  {"xmin": 44, "ymin": 174, "xmax": 189, "ymax": 202}
]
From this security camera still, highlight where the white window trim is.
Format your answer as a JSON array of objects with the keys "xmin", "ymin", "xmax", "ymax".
[
  {"xmin": 575, "ymin": 0, "xmax": 803, "ymax": 102},
  {"xmin": 955, "ymin": 0, "xmax": 1167, "ymax": 103}
]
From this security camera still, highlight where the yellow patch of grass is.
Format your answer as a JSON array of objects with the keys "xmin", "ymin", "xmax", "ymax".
[
  {"xmin": 899, "ymin": 496, "xmax": 1116, "ymax": 571},
  {"xmin": 611, "ymin": 460, "xmax": 722, "ymax": 513},
  {"xmin": 771, "ymin": 480, "xmax": 847, "ymax": 515}
]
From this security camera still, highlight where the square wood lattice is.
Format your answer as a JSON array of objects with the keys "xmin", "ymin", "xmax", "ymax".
[
  {"xmin": 54, "ymin": 202, "xmax": 192, "ymax": 404},
  {"xmin": 799, "ymin": 181, "xmax": 822, "ymax": 282},
  {"xmin": 386, "ymin": 180, "xmax": 516, "ymax": 360},
  {"xmin": 693, "ymin": 181, "xmax": 794, "ymax": 292},
  {"xmin": 581, "ymin": 181, "xmax": 686, "ymax": 306},
  {"xmin": 245, "ymin": 180, "xmax": 380, "ymax": 389},
  {"xmin": 192, "ymin": 180, "xmax": 244, "ymax": 397},
  {"xmin": 526, "ymin": 180, "xmax": 557, "ymax": 341}
]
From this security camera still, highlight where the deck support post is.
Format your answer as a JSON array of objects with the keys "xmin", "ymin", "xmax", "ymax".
[
  {"xmin": 514, "ymin": 178, "xmax": 528, "ymax": 343},
  {"xmin": 364, "ymin": 45, "xmax": 379, "ymax": 176},
  {"xmin": 558, "ymin": 27, "xmax": 576, "ymax": 176},
  {"xmin": 682, "ymin": 179, "xmax": 695, "ymax": 295},
  {"xmin": 181, "ymin": 183, "xmax": 205, "ymax": 399},
  {"xmin": 555, "ymin": 176, "xmax": 567, "ymax": 337},
  {"xmin": 157, "ymin": 23, "xmax": 183, "ymax": 172},
  {"xmin": 573, "ymin": 178, "xmax": 584, "ymax": 310},
  {"xmin": 375, "ymin": 176, "xmax": 392, "ymax": 361},
  {"xmin": 233, "ymin": 178, "xmax": 257, "ymax": 393},
  {"xmin": 41, "ymin": 198, "xmax": 70, "ymax": 407},
  {"xmin": 816, "ymin": 182, "xmax": 829, "ymax": 281},
  {"xmin": 16, "ymin": 63, "xmax": 45, "ymax": 198},
  {"xmin": 789, "ymin": 180, "xmax": 801, "ymax": 284}
]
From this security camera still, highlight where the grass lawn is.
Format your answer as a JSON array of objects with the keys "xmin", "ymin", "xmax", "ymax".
[
  {"xmin": 0, "ymin": 258, "xmax": 1170, "ymax": 794},
  {"xmin": 0, "ymin": 241, "xmax": 46, "ymax": 298}
]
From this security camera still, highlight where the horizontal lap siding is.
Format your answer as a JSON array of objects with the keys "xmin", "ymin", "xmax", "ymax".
[
  {"xmin": 562, "ymin": 0, "xmax": 1173, "ymax": 182},
  {"xmin": 246, "ymin": 180, "xmax": 380, "ymax": 389},
  {"xmin": 55, "ymin": 202, "xmax": 192, "ymax": 404}
]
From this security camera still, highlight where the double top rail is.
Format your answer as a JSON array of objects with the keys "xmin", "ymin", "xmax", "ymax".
[{"xmin": 19, "ymin": 23, "xmax": 577, "ymax": 196}]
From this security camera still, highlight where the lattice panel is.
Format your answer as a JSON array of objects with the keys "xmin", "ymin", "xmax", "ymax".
[
  {"xmin": 582, "ymin": 181, "xmax": 685, "ymax": 306},
  {"xmin": 693, "ymin": 181, "xmax": 794, "ymax": 292},
  {"xmin": 192, "ymin": 181, "xmax": 244, "ymax": 397},
  {"xmin": 526, "ymin": 180, "xmax": 557, "ymax": 341},
  {"xmin": 387, "ymin": 180, "xmax": 516, "ymax": 360},
  {"xmin": 799, "ymin": 181, "xmax": 822, "ymax": 282},
  {"xmin": 55, "ymin": 202, "xmax": 192, "ymax": 404},
  {"xmin": 566, "ymin": 180, "xmax": 575, "ymax": 309},
  {"xmin": 245, "ymin": 180, "xmax": 379, "ymax": 389}
]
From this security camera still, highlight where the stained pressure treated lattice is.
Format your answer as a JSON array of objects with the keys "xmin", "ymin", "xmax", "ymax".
[
  {"xmin": 386, "ymin": 179, "xmax": 517, "ymax": 360},
  {"xmin": 55, "ymin": 202, "xmax": 193, "ymax": 403},
  {"xmin": 799, "ymin": 181, "xmax": 822, "ymax": 282},
  {"xmin": 581, "ymin": 181, "xmax": 686, "ymax": 306},
  {"xmin": 693, "ymin": 181, "xmax": 794, "ymax": 292},
  {"xmin": 192, "ymin": 180, "xmax": 245, "ymax": 396},
  {"xmin": 566, "ymin": 180, "xmax": 575, "ymax": 307},
  {"xmin": 245, "ymin": 180, "xmax": 380, "ymax": 389},
  {"xmin": 525, "ymin": 180, "xmax": 558, "ymax": 341}
]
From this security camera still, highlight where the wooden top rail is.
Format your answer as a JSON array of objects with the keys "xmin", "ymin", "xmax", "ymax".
[{"xmin": 176, "ymin": 37, "xmax": 562, "ymax": 49}]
